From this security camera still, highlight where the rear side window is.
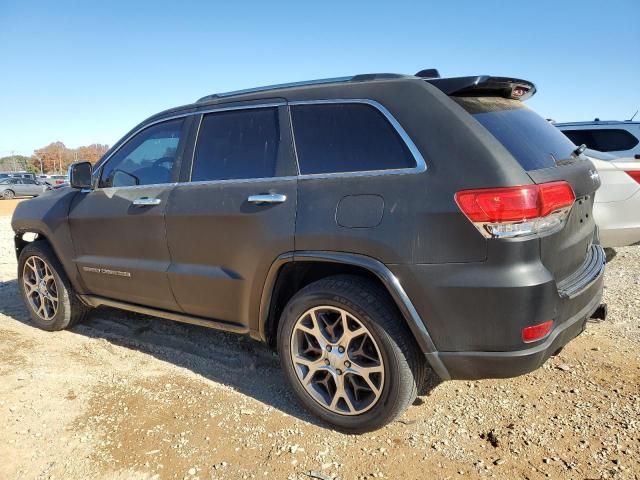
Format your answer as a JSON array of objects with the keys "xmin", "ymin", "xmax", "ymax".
[
  {"xmin": 562, "ymin": 128, "xmax": 639, "ymax": 152},
  {"xmin": 191, "ymin": 107, "xmax": 279, "ymax": 182},
  {"xmin": 455, "ymin": 97, "xmax": 576, "ymax": 171},
  {"xmin": 291, "ymin": 103, "xmax": 416, "ymax": 175}
]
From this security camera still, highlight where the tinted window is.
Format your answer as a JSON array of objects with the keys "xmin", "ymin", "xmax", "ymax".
[
  {"xmin": 22, "ymin": 179, "xmax": 36, "ymax": 184},
  {"xmin": 455, "ymin": 97, "xmax": 576, "ymax": 171},
  {"xmin": 291, "ymin": 103, "xmax": 416, "ymax": 175},
  {"xmin": 100, "ymin": 119, "xmax": 184, "ymax": 188},
  {"xmin": 191, "ymin": 108, "xmax": 279, "ymax": 182},
  {"xmin": 562, "ymin": 128, "xmax": 639, "ymax": 152}
]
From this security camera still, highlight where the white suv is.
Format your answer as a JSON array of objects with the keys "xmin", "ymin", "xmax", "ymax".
[{"xmin": 556, "ymin": 120, "xmax": 640, "ymax": 159}]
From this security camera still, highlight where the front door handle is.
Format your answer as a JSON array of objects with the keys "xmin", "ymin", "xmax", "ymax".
[
  {"xmin": 247, "ymin": 193, "xmax": 287, "ymax": 205},
  {"xmin": 132, "ymin": 197, "xmax": 162, "ymax": 206}
]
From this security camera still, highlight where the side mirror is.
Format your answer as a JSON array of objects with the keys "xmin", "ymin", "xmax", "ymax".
[{"xmin": 69, "ymin": 161, "xmax": 93, "ymax": 189}]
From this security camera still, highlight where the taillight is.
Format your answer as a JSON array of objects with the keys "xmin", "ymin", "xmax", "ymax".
[
  {"xmin": 625, "ymin": 170, "xmax": 640, "ymax": 183},
  {"xmin": 455, "ymin": 181, "xmax": 575, "ymax": 238},
  {"xmin": 522, "ymin": 320, "xmax": 554, "ymax": 343}
]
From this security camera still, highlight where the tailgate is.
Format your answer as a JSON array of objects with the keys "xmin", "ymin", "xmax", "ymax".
[
  {"xmin": 527, "ymin": 160, "xmax": 600, "ymax": 281},
  {"xmin": 453, "ymin": 95, "xmax": 601, "ymax": 283}
]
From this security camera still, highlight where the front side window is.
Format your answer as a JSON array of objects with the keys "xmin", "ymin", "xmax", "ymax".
[
  {"xmin": 100, "ymin": 118, "xmax": 184, "ymax": 188},
  {"xmin": 191, "ymin": 107, "xmax": 279, "ymax": 182},
  {"xmin": 290, "ymin": 103, "xmax": 416, "ymax": 175}
]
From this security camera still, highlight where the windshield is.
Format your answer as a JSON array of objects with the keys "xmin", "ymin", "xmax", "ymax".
[{"xmin": 455, "ymin": 97, "xmax": 576, "ymax": 171}]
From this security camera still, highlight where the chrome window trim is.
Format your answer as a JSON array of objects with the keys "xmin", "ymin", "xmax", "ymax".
[
  {"xmin": 92, "ymin": 98, "xmax": 426, "ymax": 191},
  {"xmin": 181, "ymin": 176, "xmax": 297, "ymax": 188},
  {"xmin": 88, "ymin": 182, "xmax": 179, "ymax": 194},
  {"xmin": 93, "ymin": 102, "xmax": 286, "ymax": 191},
  {"xmin": 288, "ymin": 98, "xmax": 427, "ymax": 179}
]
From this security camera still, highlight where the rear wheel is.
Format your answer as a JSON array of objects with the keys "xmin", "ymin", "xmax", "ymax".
[
  {"xmin": 18, "ymin": 241, "xmax": 89, "ymax": 331},
  {"xmin": 2, "ymin": 189, "xmax": 15, "ymax": 200},
  {"xmin": 278, "ymin": 275, "xmax": 423, "ymax": 433}
]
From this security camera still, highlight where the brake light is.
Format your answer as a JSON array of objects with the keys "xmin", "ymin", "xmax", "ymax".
[
  {"xmin": 625, "ymin": 170, "xmax": 640, "ymax": 183},
  {"xmin": 455, "ymin": 181, "xmax": 575, "ymax": 238},
  {"xmin": 522, "ymin": 320, "xmax": 554, "ymax": 343}
]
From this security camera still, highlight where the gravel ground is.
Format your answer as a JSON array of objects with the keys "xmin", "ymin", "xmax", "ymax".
[{"xmin": 0, "ymin": 211, "xmax": 638, "ymax": 480}]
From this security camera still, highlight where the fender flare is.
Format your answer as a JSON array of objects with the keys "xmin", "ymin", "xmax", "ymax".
[{"xmin": 257, "ymin": 250, "xmax": 450, "ymax": 380}]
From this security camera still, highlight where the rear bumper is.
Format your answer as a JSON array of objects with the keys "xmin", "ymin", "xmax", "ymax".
[
  {"xmin": 389, "ymin": 243, "xmax": 605, "ymax": 380},
  {"xmin": 436, "ymin": 282, "xmax": 602, "ymax": 379}
]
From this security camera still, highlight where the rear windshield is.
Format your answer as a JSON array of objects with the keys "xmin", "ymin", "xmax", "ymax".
[{"xmin": 455, "ymin": 97, "xmax": 576, "ymax": 171}]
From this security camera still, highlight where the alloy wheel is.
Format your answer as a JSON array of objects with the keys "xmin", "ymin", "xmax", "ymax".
[
  {"xmin": 22, "ymin": 256, "xmax": 59, "ymax": 321},
  {"xmin": 290, "ymin": 306, "xmax": 385, "ymax": 415}
]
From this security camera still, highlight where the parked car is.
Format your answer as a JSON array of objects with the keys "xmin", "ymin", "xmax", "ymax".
[
  {"xmin": 0, "ymin": 171, "xmax": 37, "ymax": 181},
  {"xmin": 0, "ymin": 177, "xmax": 47, "ymax": 199},
  {"xmin": 47, "ymin": 175, "xmax": 68, "ymax": 185},
  {"xmin": 11, "ymin": 71, "xmax": 605, "ymax": 432},
  {"xmin": 582, "ymin": 149, "xmax": 640, "ymax": 248},
  {"xmin": 556, "ymin": 120, "xmax": 640, "ymax": 159}
]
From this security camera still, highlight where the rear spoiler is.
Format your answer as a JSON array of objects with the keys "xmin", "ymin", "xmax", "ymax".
[{"xmin": 425, "ymin": 76, "xmax": 536, "ymax": 101}]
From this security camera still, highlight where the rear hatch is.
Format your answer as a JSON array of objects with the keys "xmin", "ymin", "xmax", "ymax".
[{"xmin": 430, "ymin": 76, "xmax": 600, "ymax": 282}]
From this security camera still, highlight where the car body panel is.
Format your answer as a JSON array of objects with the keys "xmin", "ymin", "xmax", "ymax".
[
  {"xmin": 588, "ymin": 157, "xmax": 640, "ymax": 247},
  {"xmin": 68, "ymin": 185, "xmax": 180, "ymax": 310},
  {"xmin": 165, "ymin": 177, "xmax": 297, "ymax": 326}
]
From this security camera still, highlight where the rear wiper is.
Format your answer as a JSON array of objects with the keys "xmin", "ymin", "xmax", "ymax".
[{"xmin": 572, "ymin": 144, "xmax": 587, "ymax": 156}]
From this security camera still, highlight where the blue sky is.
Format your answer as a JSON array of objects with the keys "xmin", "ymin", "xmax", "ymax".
[{"xmin": 1, "ymin": 0, "xmax": 638, "ymax": 156}]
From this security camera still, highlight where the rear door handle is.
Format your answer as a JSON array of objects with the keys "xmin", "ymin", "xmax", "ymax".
[
  {"xmin": 247, "ymin": 193, "xmax": 287, "ymax": 205},
  {"xmin": 132, "ymin": 197, "xmax": 162, "ymax": 206}
]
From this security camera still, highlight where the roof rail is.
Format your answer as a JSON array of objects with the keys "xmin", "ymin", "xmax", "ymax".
[{"xmin": 196, "ymin": 73, "xmax": 411, "ymax": 103}]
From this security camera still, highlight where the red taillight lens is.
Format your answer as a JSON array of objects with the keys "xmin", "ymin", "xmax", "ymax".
[
  {"xmin": 538, "ymin": 182, "xmax": 576, "ymax": 216},
  {"xmin": 625, "ymin": 170, "xmax": 640, "ymax": 184},
  {"xmin": 455, "ymin": 185, "xmax": 539, "ymax": 222},
  {"xmin": 455, "ymin": 182, "xmax": 575, "ymax": 223},
  {"xmin": 455, "ymin": 181, "xmax": 575, "ymax": 238},
  {"xmin": 522, "ymin": 320, "xmax": 554, "ymax": 343}
]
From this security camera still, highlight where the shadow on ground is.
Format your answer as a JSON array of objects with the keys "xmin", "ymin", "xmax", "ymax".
[{"xmin": 0, "ymin": 278, "xmax": 440, "ymax": 429}]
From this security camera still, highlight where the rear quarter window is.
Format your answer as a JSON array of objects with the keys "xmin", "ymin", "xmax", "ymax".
[
  {"xmin": 561, "ymin": 128, "xmax": 639, "ymax": 152},
  {"xmin": 455, "ymin": 97, "xmax": 576, "ymax": 171},
  {"xmin": 291, "ymin": 103, "xmax": 416, "ymax": 175}
]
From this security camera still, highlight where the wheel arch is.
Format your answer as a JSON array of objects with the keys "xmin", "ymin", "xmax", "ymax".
[{"xmin": 256, "ymin": 251, "xmax": 450, "ymax": 380}]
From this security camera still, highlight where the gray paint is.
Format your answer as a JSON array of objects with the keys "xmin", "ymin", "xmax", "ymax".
[{"xmin": 11, "ymin": 74, "xmax": 604, "ymax": 382}]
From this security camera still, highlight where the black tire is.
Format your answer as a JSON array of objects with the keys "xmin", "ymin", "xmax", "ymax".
[
  {"xmin": 18, "ymin": 240, "xmax": 89, "ymax": 331},
  {"xmin": 277, "ymin": 275, "xmax": 424, "ymax": 433},
  {"xmin": 3, "ymin": 189, "xmax": 15, "ymax": 200},
  {"xmin": 604, "ymin": 247, "xmax": 617, "ymax": 263}
]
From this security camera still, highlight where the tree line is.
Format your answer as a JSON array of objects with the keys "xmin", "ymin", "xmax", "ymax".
[{"xmin": 0, "ymin": 142, "xmax": 109, "ymax": 174}]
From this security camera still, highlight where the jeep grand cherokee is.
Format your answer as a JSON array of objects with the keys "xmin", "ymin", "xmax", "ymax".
[{"xmin": 12, "ymin": 70, "xmax": 605, "ymax": 432}]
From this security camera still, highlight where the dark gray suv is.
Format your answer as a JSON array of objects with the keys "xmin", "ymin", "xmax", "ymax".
[{"xmin": 11, "ymin": 71, "xmax": 605, "ymax": 432}]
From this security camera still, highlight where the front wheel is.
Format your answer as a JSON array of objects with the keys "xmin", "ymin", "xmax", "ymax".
[
  {"xmin": 277, "ymin": 275, "xmax": 424, "ymax": 433},
  {"xmin": 18, "ymin": 241, "xmax": 89, "ymax": 331},
  {"xmin": 2, "ymin": 189, "xmax": 15, "ymax": 199}
]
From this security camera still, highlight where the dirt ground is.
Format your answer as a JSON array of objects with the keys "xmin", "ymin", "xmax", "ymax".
[
  {"xmin": 0, "ymin": 199, "xmax": 23, "ymax": 216},
  {"xmin": 0, "ymin": 202, "xmax": 638, "ymax": 480}
]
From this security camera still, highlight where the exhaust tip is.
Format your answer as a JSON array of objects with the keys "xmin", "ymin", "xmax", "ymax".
[{"xmin": 590, "ymin": 303, "xmax": 608, "ymax": 322}]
